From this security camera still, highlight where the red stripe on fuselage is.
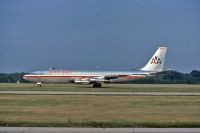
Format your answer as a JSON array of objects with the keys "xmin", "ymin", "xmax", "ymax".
[
  {"xmin": 24, "ymin": 75, "xmax": 93, "ymax": 78},
  {"xmin": 24, "ymin": 75, "xmax": 145, "ymax": 79}
]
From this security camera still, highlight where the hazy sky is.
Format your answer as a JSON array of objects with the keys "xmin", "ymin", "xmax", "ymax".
[{"xmin": 0, "ymin": 0, "xmax": 199, "ymax": 73}]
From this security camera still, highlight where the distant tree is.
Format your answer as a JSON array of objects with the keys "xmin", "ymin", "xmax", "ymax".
[
  {"xmin": 0, "ymin": 72, "xmax": 29, "ymax": 83},
  {"xmin": 190, "ymin": 70, "xmax": 200, "ymax": 77}
]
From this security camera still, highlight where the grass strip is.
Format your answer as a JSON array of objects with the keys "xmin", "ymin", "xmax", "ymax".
[{"xmin": 0, "ymin": 120, "xmax": 200, "ymax": 128}]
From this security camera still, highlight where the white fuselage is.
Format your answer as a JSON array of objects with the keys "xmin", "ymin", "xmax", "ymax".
[{"xmin": 23, "ymin": 70, "xmax": 151, "ymax": 84}]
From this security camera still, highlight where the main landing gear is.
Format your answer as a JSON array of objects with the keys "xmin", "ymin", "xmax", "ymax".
[{"xmin": 93, "ymin": 83, "xmax": 102, "ymax": 88}]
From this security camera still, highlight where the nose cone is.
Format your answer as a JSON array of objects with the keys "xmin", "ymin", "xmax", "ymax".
[{"xmin": 23, "ymin": 75, "xmax": 27, "ymax": 80}]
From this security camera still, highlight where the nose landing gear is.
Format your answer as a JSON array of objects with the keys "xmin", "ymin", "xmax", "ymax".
[{"xmin": 37, "ymin": 82, "xmax": 42, "ymax": 87}]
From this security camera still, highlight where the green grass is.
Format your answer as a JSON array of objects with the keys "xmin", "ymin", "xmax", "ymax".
[
  {"xmin": 0, "ymin": 83, "xmax": 200, "ymax": 92},
  {"xmin": 0, "ymin": 95, "xmax": 200, "ymax": 127},
  {"xmin": 0, "ymin": 83, "xmax": 200, "ymax": 127},
  {"xmin": 1, "ymin": 120, "xmax": 200, "ymax": 128}
]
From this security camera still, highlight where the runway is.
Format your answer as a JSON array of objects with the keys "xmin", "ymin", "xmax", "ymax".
[
  {"xmin": 0, "ymin": 91, "xmax": 200, "ymax": 96},
  {"xmin": 0, "ymin": 127, "xmax": 200, "ymax": 133}
]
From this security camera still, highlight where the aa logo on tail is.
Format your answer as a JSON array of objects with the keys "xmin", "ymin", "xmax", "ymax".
[{"xmin": 151, "ymin": 56, "xmax": 162, "ymax": 64}]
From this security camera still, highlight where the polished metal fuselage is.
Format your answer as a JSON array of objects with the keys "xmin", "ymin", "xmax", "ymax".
[{"xmin": 23, "ymin": 70, "xmax": 151, "ymax": 83}]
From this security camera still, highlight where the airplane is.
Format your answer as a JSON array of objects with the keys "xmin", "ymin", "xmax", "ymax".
[{"xmin": 23, "ymin": 47, "xmax": 168, "ymax": 87}]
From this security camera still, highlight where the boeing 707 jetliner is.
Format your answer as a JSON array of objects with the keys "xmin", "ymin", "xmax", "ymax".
[{"xmin": 23, "ymin": 47, "xmax": 168, "ymax": 87}]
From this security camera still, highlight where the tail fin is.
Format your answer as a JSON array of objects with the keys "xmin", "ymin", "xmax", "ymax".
[{"xmin": 140, "ymin": 47, "xmax": 167, "ymax": 72}]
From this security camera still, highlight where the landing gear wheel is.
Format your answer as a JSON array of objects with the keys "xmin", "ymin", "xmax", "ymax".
[
  {"xmin": 93, "ymin": 83, "xmax": 102, "ymax": 88},
  {"xmin": 37, "ymin": 82, "xmax": 42, "ymax": 87}
]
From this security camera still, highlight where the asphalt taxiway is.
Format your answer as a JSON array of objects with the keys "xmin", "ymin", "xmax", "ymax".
[
  {"xmin": 0, "ymin": 127, "xmax": 200, "ymax": 133},
  {"xmin": 0, "ymin": 91, "xmax": 200, "ymax": 96}
]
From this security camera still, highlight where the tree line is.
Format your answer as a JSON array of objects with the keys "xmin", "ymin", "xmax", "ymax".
[
  {"xmin": 0, "ymin": 70, "xmax": 200, "ymax": 84},
  {"xmin": 0, "ymin": 72, "xmax": 29, "ymax": 83},
  {"xmin": 132, "ymin": 70, "xmax": 200, "ymax": 84}
]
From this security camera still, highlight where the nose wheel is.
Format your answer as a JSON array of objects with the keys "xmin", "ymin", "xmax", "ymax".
[
  {"xmin": 93, "ymin": 83, "xmax": 102, "ymax": 88},
  {"xmin": 37, "ymin": 82, "xmax": 42, "ymax": 87}
]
